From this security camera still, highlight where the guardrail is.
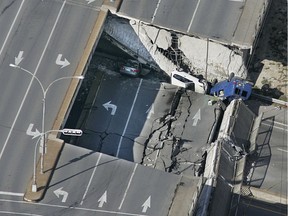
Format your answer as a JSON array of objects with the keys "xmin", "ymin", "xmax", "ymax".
[{"xmin": 251, "ymin": 93, "xmax": 288, "ymax": 107}]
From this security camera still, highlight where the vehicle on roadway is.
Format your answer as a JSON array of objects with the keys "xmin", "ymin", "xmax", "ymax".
[
  {"xmin": 171, "ymin": 69, "xmax": 253, "ymax": 101},
  {"xmin": 119, "ymin": 59, "xmax": 142, "ymax": 77}
]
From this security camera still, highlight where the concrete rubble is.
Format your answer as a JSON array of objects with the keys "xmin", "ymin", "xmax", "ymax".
[{"xmin": 103, "ymin": 16, "xmax": 249, "ymax": 82}]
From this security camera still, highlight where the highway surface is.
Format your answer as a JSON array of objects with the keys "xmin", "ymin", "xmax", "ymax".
[
  {"xmin": 118, "ymin": 0, "xmax": 268, "ymax": 47},
  {"xmin": 0, "ymin": 0, "xmax": 102, "ymax": 202},
  {"xmin": 237, "ymin": 196, "xmax": 287, "ymax": 216},
  {"xmin": 244, "ymin": 101, "xmax": 287, "ymax": 198},
  {"xmin": 76, "ymin": 70, "xmax": 178, "ymax": 162},
  {"xmin": 0, "ymin": 144, "xmax": 181, "ymax": 216}
]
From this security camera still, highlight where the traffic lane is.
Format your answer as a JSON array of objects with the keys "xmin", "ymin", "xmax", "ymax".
[
  {"xmin": 258, "ymin": 120, "xmax": 287, "ymax": 195},
  {"xmin": 115, "ymin": 80, "xmax": 165, "ymax": 161},
  {"xmin": 121, "ymin": 167, "xmax": 180, "ymax": 216},
  {"xmin": 82, "ymin": 73, "xmax": 158, "ymax": 160},
  {"xmin": 0, "ymin": 67, "xmax": 32, "ymax": 128},
  {"xmin": 0, "ymin": 129, "xmax": 34, "ymax": 193},
  {"xmin": 153, "ymin": 0, "xmax": 198, "ymax": 31},
  {"xmin": 43, "ymin": 145, "xmax": 103, "ymax": 207},
  {"xmin": 0, "ymin": 0, "xmax": 66, "ymax": 124},
  {"xmin": 119, "ymin": 0, "xmax": 157, "ymax": 23},
  {"xmin": 44, "ymin": 147, "xmax": 145, "ymax": 216},
  {"xmin": 172, "ymin": 92, "xmax": 215, "ymax": 153},
  {"xmin": 34, "ymin": 1, "xmax": 100, "ymax": 87},
  {"xmin": 237, "ymin": 196, "xmax": 287, "ymax": 216},
  {"xmin": 0, "ymin": 0, "xmax": 98, "ymax": 193},
  {"xmin": 247, "ymin": 118, "xmax": 287, "ymax": 197},
  {"xmin": 0, "ymin": 0, "xmax": 66, "ymax": 193},
  {"xmin": 44, "ymin": 145, "xmax": 180, "ymax": 216},
  {"xmin": 79, "ymin": 153, "xmax": 136, "ymax": 211},
  {"xmin": 189, "ymin": 0, "xmax": 244, "ymax": 40},
  {"xmin": 0, "ymin": 0, "xmax": 25, "ymax": 57},
  {"xmin": 84, "ymin": 73, "xmax": 138, "ymax": 134},
  {"xmin": 6, "ymin": 1, "xmax": 64, "ymax": 72},
  {"xmin": 0, "ymin": 77, "xmax": 65, "ymax": 193},
  {"xmin": 0, "ymin": 198, "xmax": 132, "ymax": 216},
  {"xmin": 121, "ymin": 82, "xmax": 179, "ymax": 162}
]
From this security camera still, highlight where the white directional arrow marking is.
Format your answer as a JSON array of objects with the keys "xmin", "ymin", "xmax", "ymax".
[
  {"xmin": 86, "ymin": 0, "xmax": 96, "ymax": 4},
  {"xmin": 142, "ymin": 196, "xmax": 151, "ymax": 213},
  {"xmin": 54, "ymin": 187, "xmax": 68, "ymax": 203},
  {"xmin": 98, "ymin": 191, "xmax": 107, "ymax": 208},
  {"xmin": 192, "ymin": 109, "xmax": 201, "ymax": 126},
  {"xmin": 15, "ymin": 51, "xmax": 24, "ymax": 66},
  {"xmin": 55, "ymin": 54, "xmax": 70, "ymax": 68},
  {"xmin": 26, "ymin": 123, "xmax": 41, "ymax": 139},
  {"xmin": 146, "ymin": 104, "xmax": 155, "ymax": 119},
  {"xmin": 103, "ymin": 101, "xmax": 117, "ymax": 115}
]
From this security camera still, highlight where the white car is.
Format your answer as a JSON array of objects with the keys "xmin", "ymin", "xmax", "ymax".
[{"xmin": 171, "ymin": 70, "xmax": 208, "ymax": 94}]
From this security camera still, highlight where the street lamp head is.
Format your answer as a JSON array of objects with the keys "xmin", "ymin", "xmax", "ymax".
[
  {"xmin": 77, "ymin": 75, "xmax": 84, "ymax": 80},
  {"xmin": 9, "ymin": 63, "xmax": 18, "ymax": 68}
]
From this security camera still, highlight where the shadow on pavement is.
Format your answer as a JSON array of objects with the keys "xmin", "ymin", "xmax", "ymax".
[{"xmin": 244, "ymin": 116, "xmax": 273, "ymax": 188}]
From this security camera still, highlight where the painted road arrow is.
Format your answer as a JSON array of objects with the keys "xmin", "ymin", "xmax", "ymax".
[
  {"xmin": 26, "ymin": 123, "xmax": 41, "ymax": 139},
  {"xmin": 14, "ymin": 51, "xmax": 24, "ymax": 66},
  {"xmin": 54, "ymin": 187, "xmax": 68, "ymax": 203},
  {"xmin": 55, "ymin": 54, "xmax": 70, "ymax": 68},
  {"xmin": 142, "ymin": 196, "xmax": 151, "ymax": 213},
  {"xmin": 192, "ymin": 109, "xmax": 201, "ymax": 126},
  {"xmin": 98, "ymin": 191, "xmax": 107, "ymax": 208},
  {"xmin": 103, "ymin": 101, "xmax": 117, "ymax": 115}
]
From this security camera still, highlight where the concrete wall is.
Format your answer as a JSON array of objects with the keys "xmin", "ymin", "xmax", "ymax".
[{"xmin": 103, "ymin": 15, "xmax": 248, "ymax": 82}]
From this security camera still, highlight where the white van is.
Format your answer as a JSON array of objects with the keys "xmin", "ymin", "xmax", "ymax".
[{"xmin": 171, "ymin": 70, "xmax": 208, "ymax": 94}]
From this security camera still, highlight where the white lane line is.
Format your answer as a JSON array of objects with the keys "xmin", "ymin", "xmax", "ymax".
[
  {"xmin": 80, "ymin": 153, "xmax": 102, "ymax": 205},
  {"xmin": 0, "ymin": 198, "xmax": 148, "ymax": 216},
  {"xmin": 0, "ymin": 0, "xmax": 26, "ymax": 56},
  {"xmin": 0, "ymin": 211, "xmax": 42, "ymax": 216},
  {"xmin": 277, "ymin": 148, "xmax": 288, "ymax": 153},
  {"xmin": 0, "ymin": 0, "xmax": 67, "ymax": 161},
  {"xmin": 0, "ymin": 191, "xmax": 24, "ymax": 197},
  {"xmin": 262, "ymin": 122, "xmax": 288, "ymax": 132},
  {"xmin": 187, "ymin": 0, "xmax": 201, "ymax": 33},
  {"xmin": 151, "ymin": 0, "xmax": 162, "ymax": 23},
  {"xmin": 116, "ymin": 79, "xmax": 143, "ymax": 157},
  {"xmin": 118, "ymin": 163, "xmax": 138, "ymax": 210}
]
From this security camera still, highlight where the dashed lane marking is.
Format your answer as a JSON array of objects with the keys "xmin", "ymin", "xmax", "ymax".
[{"xmin": 0, "ymin": 198, "xmax": 148, "ymax": 216}]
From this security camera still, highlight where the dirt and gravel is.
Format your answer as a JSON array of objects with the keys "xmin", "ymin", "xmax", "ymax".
[{"xmin": 248, "ymin": 0, "xmax": 287, "ymax": 100}]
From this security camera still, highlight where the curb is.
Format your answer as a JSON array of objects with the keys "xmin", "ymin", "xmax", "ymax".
[{"xmin": 23, "ymin": 139, "xmax": 64, "ymax": 202}]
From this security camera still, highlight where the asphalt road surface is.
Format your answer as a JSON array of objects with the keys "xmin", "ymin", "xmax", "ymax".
[
  {"xmin": 244, "ymin": 100, "xmax": 287, "ymax": 198},
  {"xmin": 237, "ymin": 196, "xmax": 287, "ymax": 216},
  {"xmin": 0, "ymin": 144, "xmax": 181, "ymax": 216},
  {"xmin": 0, "ymin": 0, "xmax": 101, "ymax": 199},
  {"xmin": 76, "ymin": 70, "xmax": 178, "ymax": 162},
  {"xmin": 118, "ymin": 0, "xmax": 264, "ymax": 46}
]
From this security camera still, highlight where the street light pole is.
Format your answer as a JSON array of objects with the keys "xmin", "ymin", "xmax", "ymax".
[
  {"xmin": 32, "ymin": 129, "xmax": 83, "ymax": 192},
  {"xmin": 32, "ymin": 136, "xmax": 41, "ymax": 192},
  {"xmin": 9, "ymin": 64, "xmax": 84, "ymax": 174}
]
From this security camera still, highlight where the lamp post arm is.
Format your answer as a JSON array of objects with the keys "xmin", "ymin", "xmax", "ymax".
[
  {"xmin": 9, "ymin": 64, "xmax": 45, "ymax": 95},
  {"xmin": 44, "ymin": 76, "xmax": 83, "ymax": 97}
]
